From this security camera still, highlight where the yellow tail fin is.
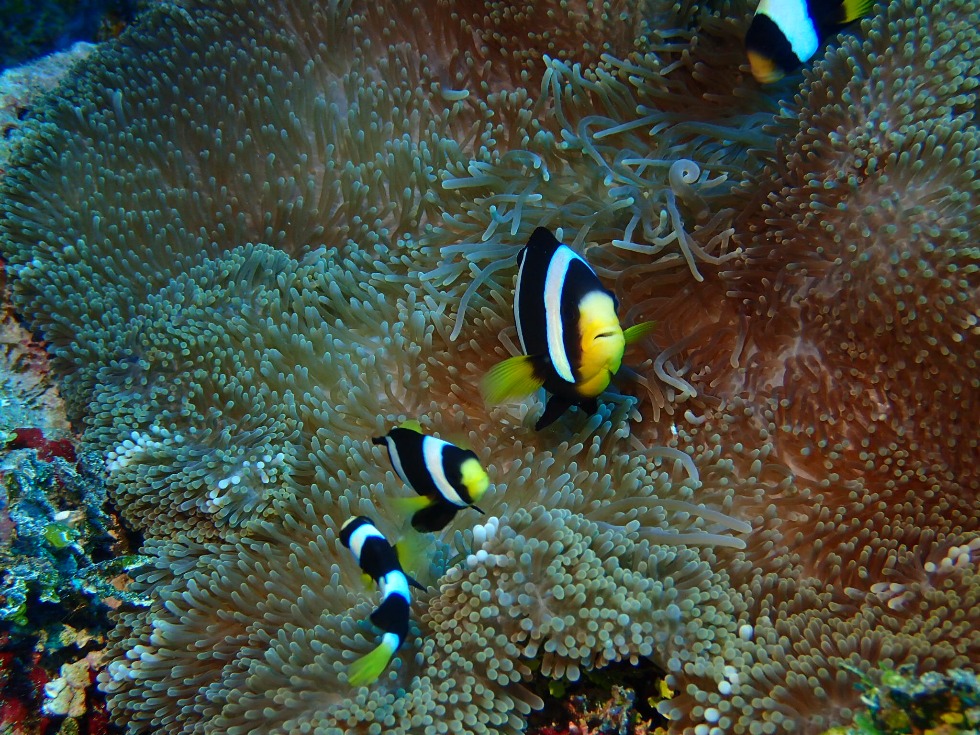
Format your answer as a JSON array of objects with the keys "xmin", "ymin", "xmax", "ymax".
[
  {"xmin": 623, "ymin": 320, "xmax": 656, "ymax": 345},
  {"xmin": 481, "ymin": 355, "xmax": 544, "ymax": 404},
  {"xmin": 348, "ymin": 639, "xmax": 398, "ymax": 686}
]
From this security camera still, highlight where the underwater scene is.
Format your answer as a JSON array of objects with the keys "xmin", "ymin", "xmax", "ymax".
[{"xmin": 0, "ymin": 0, "xmax": 977, "ymax": 734}]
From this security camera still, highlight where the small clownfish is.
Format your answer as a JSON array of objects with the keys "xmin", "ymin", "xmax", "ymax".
[
  {"xmin": 339, "ymin": 515, "xmax": 424, "ymax": 686},
  {"xmin": 482, "ymin": 227, "xmax": 655, "ymax": 430},
  {"xmin": 373, "ymin": 421, "xmax": 489, "ymax": 533},
  {"xmin": 745, "ymin": 0, "xmax": 874, "ymax": 83}
]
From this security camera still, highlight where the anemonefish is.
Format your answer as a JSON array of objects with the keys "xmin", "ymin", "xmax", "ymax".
[
  {"xmin": 745, "ymin": 0, "xmax": 873, "ymax": 83},
  {"xmin": 339, "ymin": 515, "xmax": 423, "ymax": 686},
  {"xmin": 373, "ymin": 421, "xmax": 489, "ymax": 533},
  {"xmin": 481, "ymin": 227, "xmax": 655, "ymax": 430}
]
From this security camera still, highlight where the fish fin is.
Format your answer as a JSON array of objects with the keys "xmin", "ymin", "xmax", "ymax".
[
  {"xmin": 623, "ymin": 321, "xmax": 656, "ymax": 345},
  {"xmin": 528, "ymin": 226, "xmax": 560, "ymax": 250},
  {"xmin": 482, "ymin": 355, "xmax": 545, "ymax": 404},
  {"xmin": 410, "ymin": 503, "xmax": 459, "ymax": 533},
  {"xmin": 615, "ymin": 364, "xmax": 642, "ymax": 383},
  {"xmin": 394, "ymin": 529, "xmax": 429, "ymax": 587},
  {"xmin": 841, "ymin": 0, "xmax": 873, "ymax": 23},
  {"xmin": 397, "ymin": 419, "xmax": 424, "ymax": 433},
  {"xmin": 450, "ymin": 434, "xmax": 473, "ymax": 451},
  {"xmin": 348, "ymin": 638, "xmax": 399, "ymax": 687},
  {"xmin": 535, "ymin": 395, "xmax": 574, "ymax": 430},
  {"xmin": 359, "ymin": 572, "xmax": 374, "ymax": 591},
  {"xmin": 390, "ymin": 494, "xmax": 433, "ymax": 519}
]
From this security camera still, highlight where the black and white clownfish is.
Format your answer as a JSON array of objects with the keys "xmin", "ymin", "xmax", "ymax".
[
  {"xmin": 745, "ymin": 0, "xmax": 873, "ymax": 83},
  {"xmin": 481, "ymin": 227, "xmax": 655, "ymax": 430},
  {"xmin": 339, "ymin": 515, "xmax": 424, "ymax": 686},
  {"xmin": 373, "ymin": 421, "xmax": 489, "ymax": 533}
]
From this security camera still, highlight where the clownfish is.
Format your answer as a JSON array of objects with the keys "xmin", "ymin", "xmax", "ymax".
[
  {"xmin": 339, "ymin": 515, "xmax": 424, "ymax": 686},
  {"xmin": 482, "ymin": 227, "xmax": 655, "ymax": 430},
  {"xmin": 745, "ymin": 0, "xmax": 873, "ymax": 83},
  {"xmin": 373, "ymin": 421, "xmax": 489, "ymax": 533}
]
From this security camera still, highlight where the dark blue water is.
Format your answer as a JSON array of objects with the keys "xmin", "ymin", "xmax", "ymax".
[{"xmin": 0, "ymin": 0, "xmax": 143, "ymax": 71}]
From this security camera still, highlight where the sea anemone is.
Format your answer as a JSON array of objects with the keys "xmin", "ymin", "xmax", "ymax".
[{"xmin": 0, "ymin": 0, "xmax": 977, "ymax": 733}]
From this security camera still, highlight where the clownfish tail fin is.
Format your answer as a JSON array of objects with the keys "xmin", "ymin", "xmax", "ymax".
[
  {"xmin": 482, "ymin": 355, "xmax": 545, "ymax": 404},
  {"xmin": 348, "ymin": 638, "xmax": 399, "ymax": 687},
  {"xmin": 623, "ymin": 320, "xmax": 656, "ymax": 345}
]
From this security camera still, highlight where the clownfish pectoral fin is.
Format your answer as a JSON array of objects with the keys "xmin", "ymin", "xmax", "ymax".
[
  {"xmin": 397, "ymin": 419, "xmax": 424, "ymax": 434},
  {"xmin": 623, "ymin": 321, "xmax": 656, "ymax": 346},
  {"xmin": 410, "ymin": 502, "xmax": 459, "ymax": 533},
  {"xmin": 394, "ymin": 529, "xmax": 429, "ymax": 587},
  {"xmin": 390, "ymin": 494, "xmax": 433, "ymax": 519},
  {"xmin": 358, "ymin": 572, "xmax": 374, "ymax": 591},
  {"xmin": 482, "ymin": 355, "xmax": 545, "ymax": 405},
  {"xmin": 348, "ymin": 637, "xmax": 400, "ymax": 687}
]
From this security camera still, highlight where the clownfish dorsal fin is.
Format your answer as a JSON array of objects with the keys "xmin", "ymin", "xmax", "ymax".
[
  {"xmin": 398, "ymin": 419, "xmax": 424, "ymax": 434},
  {"xmin": 482, "ymin": 355, "xmax": 545, "ymax": 404},
  {"xmin": 623, "ymin": 320, "xmax": 656, "ymax": 346}
]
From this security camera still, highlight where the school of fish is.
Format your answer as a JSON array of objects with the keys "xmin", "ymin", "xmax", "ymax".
[{"xmin": 342, "ymin": 3, "xmax": 878, "ymax": 676}]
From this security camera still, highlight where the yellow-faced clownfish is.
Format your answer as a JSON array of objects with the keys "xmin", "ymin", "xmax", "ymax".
[
  {"xmin": 745, "ymin": 0, "xmax": 873, "ymax": 83},
  {"xmin": 373, "ymin": 422, "xmax": 489, "ymax": 533},
  {"xmin": 339, "ymin": 515, "xmax": 424, "ymax": 686},
  {"xmin": 482, "ymin": 227, "xmax": 655, "ymax": 430}
]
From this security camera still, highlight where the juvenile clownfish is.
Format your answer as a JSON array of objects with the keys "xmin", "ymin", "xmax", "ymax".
[
  {"xmin": 481, "ymin": 227, "xmax": 655, "ymax": 430},
  {"xmin": 745, "ymin": 0, "xmax": 874, "ymax": 83},
  {"xmin": 373, "ymin": 421, "xmax": 489, "ymax": 533},
  {"xmin": 339, "ymin": 515, "xmax": 424, "ymax": 686}
]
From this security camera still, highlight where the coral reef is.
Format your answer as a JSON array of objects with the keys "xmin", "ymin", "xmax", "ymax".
[
  {"xmin": 0, "ymin": 445, "xmax": 136, "ymax": 735},
  {"xmin": 526, "ymin": 665, "xmax": 668, "ymax": 735},
  {"xmin": 823, "ymin": 666, "xmax": 980, "ymax": 735},
  {"xmin": 0, "ymin": 0, "xmax": 976, "ymax": 734}
]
